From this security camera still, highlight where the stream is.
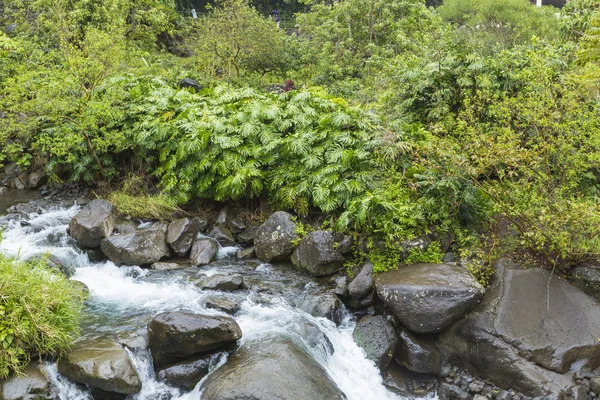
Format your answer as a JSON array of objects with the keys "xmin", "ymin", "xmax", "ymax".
[{"xmin": 0, "ymin": 194, "xmax": 434, "ymax": 400}]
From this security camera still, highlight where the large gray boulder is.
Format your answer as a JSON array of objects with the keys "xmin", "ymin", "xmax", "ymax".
[
  {"xmin": 57, "ymin": 337, "xmax": 142, "ymax": 395},
  {"xmin": 200, "ymin": 337, "xmax": 346, "ymax": 400},
  {"xmin": 353, "ymin": 316, "xmax": 397, "ymax": 370},
  {"xmin": 291, "ymin": 230, "xmax": 345, "ymax": 276},
  {"xmin": 189, "ymin": 238, "xmax": 219, "ymax": 266},
  {"xmin": 436, "ymin": 258, "xmax": 590, "ymax": 397},
  {"xmin": 69, "ymin": 199, "xmax": 115, "ymax": 248},
  {"xmin": 348, "ymin": 261, "xmax": 374, "ymax": 299},
  {"xmin": 375, "ymin": 263, "xmax": 485, "ymax": 333},
  {"xmin": 394, "ymin": 328, "xmax": 441, "ymax": 375},
  {"xmin": 166, "ymin": 217, "xmax": 201, "ymax": 257},
  {"xmin": 0, "ymin": 363, "xmax": 52, "ymax": 400},
  {"xmin": 100, "ymin": 227, "xmax": 170, "ymax": 265},
  {"xmin": 254, "ymin": 211, "xmax": 298, "ymax": 262},
  {"xmin": 148, "ymin": 312, "xmax": 242, "ymax": 368}
]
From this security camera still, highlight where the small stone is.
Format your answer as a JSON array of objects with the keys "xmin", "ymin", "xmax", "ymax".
[
  {"xmin": 197, "ymin": 274, "xmax": 244, "ymax": 291},
  {"xmin": 589, "ymin": 392, "xmax": 597, "ymax": 398},
  {"xmin": 591, "ymin": 378, "xmax": 600, "ymax": 394},
  {"xmin": 237, "ymin": 247, "xmax": 256, "ymax": 260},
  {"xmin": 469, "ymin": 381, "xmax": 485, "ymax": 394},
  {"xmin": 204, "ymin": 297, "xmax": 241, "ymax": 315},
  {"xmin": 474, "ymin": 395, "xmax": 488, "ymax": 400}
]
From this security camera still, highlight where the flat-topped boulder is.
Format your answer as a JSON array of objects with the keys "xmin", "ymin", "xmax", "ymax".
[
  {"xmin": 291, "ymin": 230, "xmax": 345, "ymax": 276},
  {"xmin": 148, "ymin": 312, "xmax": 242, "ymax": 368},
  {"xmin": 100, "ymin": 227, "xmax": 170, "ymax": 265},
  {"xmin": 375, "ymin": 263, "xmax": 485, "ymax": 333},
  {"xmin": 57, "ymin": 337, "xmax": 142, "ymax": 395},
  {"xmin": 199, "ymin": 337, "xmax": 345, "ymax": 400},
  {"xmin": 254, "ymin": 211, "xmax": 298, "ymax": 262},
  {"xmin": 196, "ymin": 274, "xmax": 244, "ymax": 291},
  {"xmin": 69, "ymin": 199, "xmax": 114, "ymax": 248}
]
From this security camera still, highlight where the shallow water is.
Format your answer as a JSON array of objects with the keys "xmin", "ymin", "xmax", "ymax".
[{"xmin": 0, "ymin": 199, "xmax": 434, "ymax": 400}]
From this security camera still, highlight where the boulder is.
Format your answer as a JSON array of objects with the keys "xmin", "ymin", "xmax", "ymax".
[
  {"xmin": 570, "ymin": 265, "xmax": 600, "ymax": 302},
  {"xmin": 100, "ymin": 227, "xmax": 170, "ymax": 265},
  {"xmin": 27, "ymin": 171, "xmax": 47, "ymax": 189},
  {"xmin": 254, "ymin": 211, "xmax": 298, "ymax": 262},
  {"xmin": 26, "ymin": 253, "xmax": 75, "ymax": 277},
  {"xmin": 375, "ymin": 263, "xmax": 485, "ymax": 333},
  {"xmin": 147, "ymin": 312, "xmax": 242, "ymax": 368},
  {"xmin": 297, "ymin": 292, "xmax": 342, "ymax": 324},
  {"xmin": 157, "ymin": 353, "xmax": 223, "ymax": 390},
  {"xmin": 113, "ymin": 220, "xmax": 137, "ymax": 235},
  {"xmin": 151, "ymin": 262, "xmax": 188, "ymax": 271},
  {"xmin": 382, "ymin": 363, "xmax": 438, "ymax": 397},
  {"xmin": 237, "ymin": 226, "xmax": 258, "ymax": 245},
  {"xmin": 196, "ymin": 274, "xmax": 244, "ymax": 291},
  {"xmin": 291, "ymin": 230, "xmax": 345, "ymax": 276},
  {"xmin": 348, "ymin": 261, "xmax": 374, "ymax": 300},
  {"xmin": 237, "ymin": 247, "xmax": 256, "ymax": 260},
  {"xmin": 189, "ymin": 238, "xmax": 219, "ymax": 266},
  {"xmin": 214, "ymin": 206, "xmax": 246, "ymax": 234},
  {"xmin": 394, "ymin": 328, "xmax": 441, "ymax": 375},
  {"xmin": 69, "ymin": 199, "xmax": 115, "ymax": 248},
  {"xmin": 333, "ymin": 275, "xmax": 349, "ymax": 298},
  {"xmin": 208, "ymin": 227, "xmax": 235, "ymax": 247},
  {"xmin": 179, "ymin": 78, "xmax": 203, "ymax": 92},
  {"xmin": 199, "ymin": 337, "xmax": 345, "ymax": 400},
  {"xmin": 436, "ymin": 258, "xmax": 586, "ymax": 397},
  {"xmin": 353, "ymin": 315, "xmax": 397, "ymax": 370},
  {"xmin": 57, "ymin": 337, "xmax": 142, "ymax": 395},
  {"xmin": 0, "ymin": 363, "xmax": 52, "ymax": 400},
  {"xmin": 204, "ymin": 297, "xmax": 241, "ymax": 315},
  {"xmin": 11, "ymin": 177, "xmax": 25, "ymax": 190},
  {"xmin": 166, "ymin": 217, "xmax": 201, "ymax": 257}
]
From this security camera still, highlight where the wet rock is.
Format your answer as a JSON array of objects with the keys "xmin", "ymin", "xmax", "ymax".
[
  {"xmin": 436, "ymin": 258, "xmax": 582, "ymax": 397},
  {"xmin": 375, "ymin": 263, "xmax": 485, "ymax": 333},
  {"xmin": 57, "ymin": 337, "xmax": 142, "ymax": 395},
  {"xmin": 151, "ymin": 261, "xmax": 188, "ymax": 271},
  {"xmin": 113, "ymin": 220, "xmax": 137, "ymax": 235},
  {"xmin": 148, "ymin": 312, "xmax": 242, "ymax": 368},
  {"xmin": 591, "ymin": 377, "xmax": 600, "ymax": 393},
  {"xmin": 293, "ymin": 322, "xmax": 335, "ymax": 356},
  {"xmin": 254, "ymin": 211, "xmax": 298, "ymax": 262},
  {"xmin": 166, "ymin": 217, "xmax": 201, "ymax": 257},
  {"xmin": 27, "ymin": 171, "xmax": 47, "ymax": 189},
  {"xmin": 438, "ymin": 383, "xmax": 470, "ymax": 400},
  {"xmin": 348, "ymin": 261, "xmax": 374, "ymax": 300},
  {"xmin": 204, "ymin": 297, "xmax": 241, "ymax": 315},
  {"xmin": 394, "ymin": 328, "xmax": 441, "ymax": 375},
  {"xmin": 0, "ymin": 363, "xmax": 52, "ymax": 400},
  {"xmin": 214, "ymin": 206, "xmax": 246, "ymax": 234},
  {"xmin": 208, "ymin": 226, "xmax": 236, "ymax": 247},
  {"xmin": 179, "ymin": 78, "xmax": 203, "ymax": 92},
  {"xmin": 570, "ymin": 265, "xmax": 600, "ymax": 302},
  {"xmin": 334, "ymin": 275, "xmax": 349, "ymax": 298},
  {"xmin": 237, "ymin": 226, "xmax": 258, "ymax": 245},
  {"xmin": 69, "ymin": 199, "xmax": 115, "ymax": 248},
  {"xmin": 382, "ymin": 363, "xmax": 438, "ymax": 397},
  {"xmin": 70, "ymin": 280, "xmax": 90, "ymax": 298},
  {"xmin": 297, "ymin": 292, "xmax": 342, "ymax": 324},
  {"xmin": 189, "ymin": 238, "xmax": 219, "ymax": 266},
  {"xmin": 157, "ymin": 353, "xmax": 223, "ymax": 390},
  {"xmin": 12, "ymin": 177, "xmax": 25, "ymax": 190},
  {"xmin": 100, "ymin": 227, "xmax": 170, "ymax": 265},
  {"xmin": 200, "ymin": 337, "xmax": 345, "ymax": 400},
  {"xmin": 196, "ymin": 274, "xmax": 244, "ymax": 291},
  {"xmin": 353, "ymin": 315, "xmax": 397, "ymax": 370},
  {"xmin": 345, "ymin": 291, "xmax": 375, "ymax": 309},
  {"xmin": 291, "ymin": 230, "xmax": 345, "ymax": 276},
  {"xmin": 237, "ymin": 246, "xmax": 256, "ymax": 260},
  {"xmin": 26, "ymin": 253, "xmax": 75, "ymax": 277}
]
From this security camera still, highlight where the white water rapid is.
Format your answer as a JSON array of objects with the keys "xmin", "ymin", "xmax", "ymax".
[{"xmin": 0, "ymin": 199, "xmax": 435, "ymax": 400}]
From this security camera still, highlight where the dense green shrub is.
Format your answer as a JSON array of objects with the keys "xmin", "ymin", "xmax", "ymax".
[{"xmin": 0, "ymin": 254, "xmax": 85, "ymax": 378}]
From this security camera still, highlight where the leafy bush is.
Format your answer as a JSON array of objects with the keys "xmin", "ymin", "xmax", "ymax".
[{"xmin": 0, "ymin": 254, "xmax": 85, "ymax": 379}]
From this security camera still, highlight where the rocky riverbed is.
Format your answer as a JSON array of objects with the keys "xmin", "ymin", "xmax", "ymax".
[{"xmin": 1, "ymin": 190, "xmax": 599, "ymax": 400}]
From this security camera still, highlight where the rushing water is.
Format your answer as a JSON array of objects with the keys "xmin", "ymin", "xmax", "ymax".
[{"xmin": 0, "ymin": 198, "xmax": 433, "ymax": 400}]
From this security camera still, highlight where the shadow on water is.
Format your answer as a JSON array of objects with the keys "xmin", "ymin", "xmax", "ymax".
[{"xmin": 0, "ymin": 190, "xmax": 41, "ymax": 215}]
